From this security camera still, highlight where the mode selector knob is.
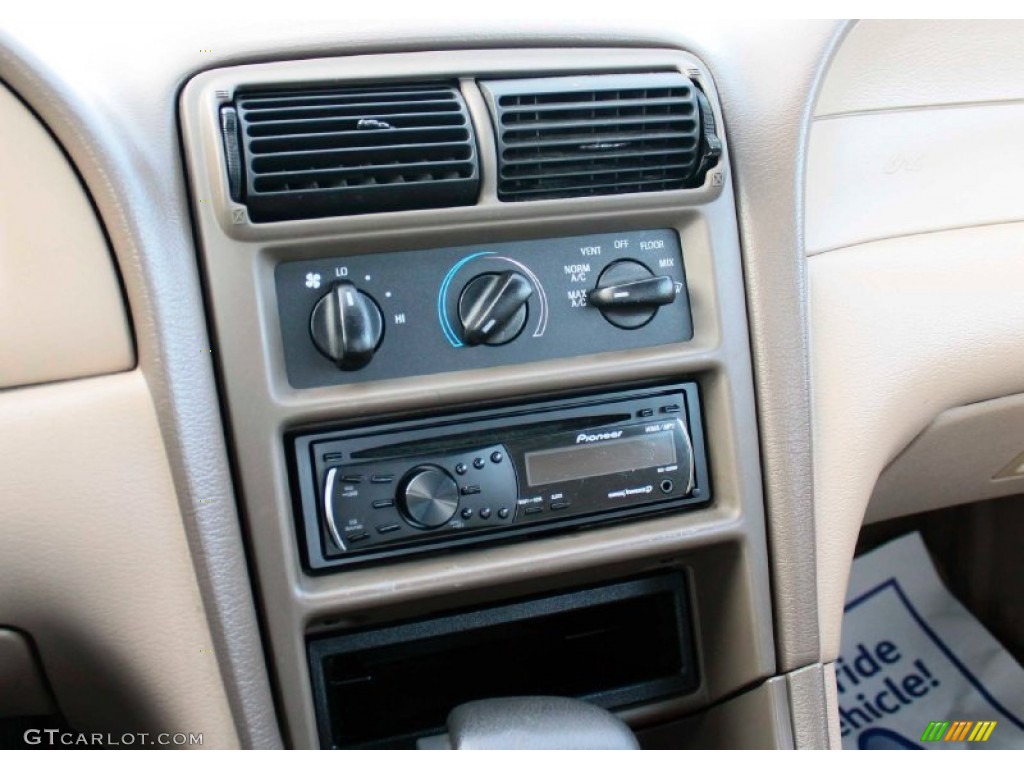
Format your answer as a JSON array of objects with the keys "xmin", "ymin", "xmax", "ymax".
[
  {"xmin": 398, "ymin": 465, "xmax": 460, "ymax": 529},
  {"xmin": 458, "ymin": 270, "xmax": 533, "ymax": 346},
  {"xmin": 587, "ymin": 259, "xmax": 676, "ymax": 329},
  {"xmin": 310, "ymin": 280, "xmax": 384, "ymax": 370}
]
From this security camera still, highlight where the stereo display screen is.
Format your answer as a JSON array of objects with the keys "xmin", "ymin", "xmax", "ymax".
[{"xmin": 525, "ymin": 431, "xmax": 677, "ymax": 487}]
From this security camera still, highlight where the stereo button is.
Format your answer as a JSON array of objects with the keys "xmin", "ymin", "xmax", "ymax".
[
  {"xmin": 372, "ymin": 499, "xmax": 395, "ymax": 509},
  {"xmin": 341, "ymin": 474, "xmax": 363, "ymax": 483},
  {"xmin": 370, "ymin": 474, "xmax": 394, "ymax": 484},
  {"xmin": 473, "ymin": 457, "xmax": 486, "ymax": 470},
  {"xmin": 346, "ymin": 531, "xmax": 370, "ymax": 543},
  {"xmin": 398, "ymin": 466, "xmax": 459, "ymax": 529},
  {"xmin": 661, "ymin": 403, "xmax": 681, "ymax": 414},
  {"xmin": 376, "ymin": 524, "xmax": 400, "ymax": 534},
  {"xmin": 523, "ymin": 506, "xmax": 544, "ymax": 516},
  {"xmin": 460, "ymin": 508, "xmax": 473, "ymax": 520},
  {"xmin": 455, "ymin": 463, "xmax": 468, "ymax": 475},
  {"xmin": 460, "ymin": 485, "xmax": 481, "ymax": 496},
  {"xmin": 550, "ymin": 501, "xmax": 571, "ymax": 511},
  {"xmin": 497, "ymin": 507, "xmax": 510, "ymax": 520},
  {"xmin": 479, "ymin": 508, "xmax": 492, "ymax": 520},
  {"xmin": 490, "ymin": 451, "xmax": 503, "ymax": 464}
]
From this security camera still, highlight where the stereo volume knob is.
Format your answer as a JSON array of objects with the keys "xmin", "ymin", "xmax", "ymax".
[
  {"xmin": 458, "ymin": 270, "xmax": 533, "ymax": 346},
  {"xmin": 398, "ymin": 466, "xmax": 459, "ymax": 529},
  {"xmin": 587, "ymin": 260, "xmax": 676, "ymax": 329},
  {"xmin": 310, "ymin": 280, "xmax": 384, "ymax": 370}
]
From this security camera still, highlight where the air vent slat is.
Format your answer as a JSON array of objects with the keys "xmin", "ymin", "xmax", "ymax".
[
  {"xmin": 237, "ymin": 88, "xmax": 456, "ymax": 109},
  {"xmin": 507, "ymin": 175, "xmax": 687, "ymax": 188},
  {"xmin": 482, "ymin": 73, "xmax": 710, "ymax": 203},
  {"xmin": 243, "ymin": 105, "xmax": 460, "ymax": 126},
  {"xmin": 502, "ymin": 163, "xmax": 695, "ymax": 183},
  {"xmin": 501, "ymin": 133, "xmax": 699, "ymax": 153},
  {"xmin": 251, "ymin": 177, "xmax": 471, "ymax": 195},
  {"xmin": 502, "ymin": 119, "xmax": 697, "ymax": 137},
  {"xmin": 503, "ymin": 146, "xmax": 698, "ymax": 166},
  {"xmin": 500, "ymin": 178, "xmax": 686, "ymax": 201},
  {"xmin": 252, "ymin": 160, "xmax": 476, "ymax": 192},
  {"xmin": 499, "ymin": 97, "xmax": 696, "ymax": 118},
  {"xmin": 251, "ymin": 146, "xmax": 472, "ymax": 175},
  {"xmin": 230, "ymin": 82, "xmax": 479, "ymax": 222},
  {"xmin": 249, "ymin": 127, "xmax": 470, "ymax": 155}
]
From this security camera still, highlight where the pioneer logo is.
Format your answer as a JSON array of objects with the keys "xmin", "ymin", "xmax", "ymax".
[{"xmin": 576, "ymin": 430, "xmax": 623, "ymax": 444}]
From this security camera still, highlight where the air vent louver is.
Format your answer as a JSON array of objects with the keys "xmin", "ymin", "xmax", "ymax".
[
  {"xmin": 482, "ymin": 73, "xmax": 711, "ymax": 202},
  {"xmin": 227, "ymin": 83, "xmax": 480, "ymax": 222}
]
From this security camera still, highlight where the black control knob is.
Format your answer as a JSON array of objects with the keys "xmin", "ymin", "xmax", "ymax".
[
  {"xmin": 587, "ymin": 260, "xmax": 676, "ymax": 329},
  {"xmin": 310, "ymin": 280, "xmax": 384, "ymax": 370},
  {"xmin": 398, "ymin": 465, "xmax": 460, "ymax": 529},
  {"xmin": 458, "ymin": 271, "xmax": 533, "ymax": 346}
]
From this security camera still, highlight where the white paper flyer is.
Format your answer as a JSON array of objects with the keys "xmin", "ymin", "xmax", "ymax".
[{"xmin": 839, "ymin": 532, "xmax": 1024, "ymax": 749}]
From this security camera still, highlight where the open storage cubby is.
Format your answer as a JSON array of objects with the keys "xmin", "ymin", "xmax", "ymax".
[{"xmin": 308, "ymin": 572, "xmax": 699, "ymax": 748}]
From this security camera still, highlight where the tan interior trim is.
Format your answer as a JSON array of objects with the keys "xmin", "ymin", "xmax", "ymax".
[
  {"xmin": 867, "ymin": 393, "xmax": 1024, "ymax": 523},
  {"xmin": 0, "ymin": 35, "xmax": 281, "ymax": 747},
  {"xmin": 994, "ymin": 448, "xmax": 1024, "ymax": 480},
  {"xmin": 815, "ymin": 20, "xmax": 1024, "ymax": 117},
  {"xmin": 809, "ymin": 221, "xmax": 1024, "ymax": 659},
  {"xmin": 688, "ymin": 677, "xmax": 795, "ymax": 749},
  {"xmin": 708, "ymin": 20, "xmax": 851, "ymax": 674},
  {"xmin": 808, "ymin": 20, "xmax": 1024, "ymax": 666},
  {"xmin": 822, "ymin": 662, "xmax": 841, "ymax": 749},
  {"xmin": 0, "ymin": 82, "xmax": 133, "ymax": 389},
  {"xmin": 806, "ymin": 101, "xmax": 1024, "ymax": 255},
  {"xmin": 786, "ymin": 663, "xmax": 830, "ymax": 749},
  {"xmin": 0, "ymin": 371, "xmax": 238, "ymax": 747}
]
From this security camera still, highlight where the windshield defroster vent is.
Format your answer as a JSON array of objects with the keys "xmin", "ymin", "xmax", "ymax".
[
  {"xmin": 481, "ymin": 73, "xmax": 716, "ymax": 203},
  {"xmin": 224, "ymin": 82, "xmax": 480, "ymax": 222}
]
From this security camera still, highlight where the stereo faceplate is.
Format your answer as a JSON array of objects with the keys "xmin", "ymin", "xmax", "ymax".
[
  {"xmin": 275, "ymin": 229, "xmax": 692, "ymax": 388},
  {"xmin": 292, "ymin": 385, "xmax": 709, "ymax": 570}
]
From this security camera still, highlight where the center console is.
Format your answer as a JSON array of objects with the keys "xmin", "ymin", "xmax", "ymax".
[{"xmin": 181, "ymin": 47, "xmax": 777, "ymax": 749}]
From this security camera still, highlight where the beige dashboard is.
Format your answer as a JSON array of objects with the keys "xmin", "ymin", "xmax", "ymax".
[{"xmin": 1, "ymin": 17, "xmax": 1021, "ymax": 750}]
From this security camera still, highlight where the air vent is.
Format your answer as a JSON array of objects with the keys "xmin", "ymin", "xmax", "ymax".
[
  {"xmin": 223, "ymin": 83, "xmax": 480, "ymax": 222},
  {"xmin": 482, "ymin": 73, "xmax": 718, "ymax": 203}
]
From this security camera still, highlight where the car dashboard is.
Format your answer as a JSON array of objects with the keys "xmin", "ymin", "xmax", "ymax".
[{"xmin": 1, "ymin": 17, "xmax": 1022, "ymax": 750}]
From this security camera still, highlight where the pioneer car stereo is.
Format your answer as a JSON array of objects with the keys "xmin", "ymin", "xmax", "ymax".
[{"xmin": 291, "ymin": 384, "xmax": 709, "ymax": 569}]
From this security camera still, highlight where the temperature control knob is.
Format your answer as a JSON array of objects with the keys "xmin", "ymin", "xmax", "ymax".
[
  {"xmin": 398, "ymin": 466, "xmax": 459, "ymax": 529},
  {"xmin": 310, "ymin": 280, "xmax": 384, "ymax": 370},
  {"xmin": 587, "ymin": 260, "xmax": 676, "ymax": 329},
  {"xmin": 458, "ymin": 270, "xmax": 533, "ymax": 346}
]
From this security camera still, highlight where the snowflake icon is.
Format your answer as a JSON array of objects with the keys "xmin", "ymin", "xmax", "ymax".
[{"xmin": 305, "ymin": 272, "xmax": 322, "ymax": 289}]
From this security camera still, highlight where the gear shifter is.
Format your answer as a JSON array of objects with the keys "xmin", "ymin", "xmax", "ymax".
[{"xmin": 417, "ymin": 696, "xmax": 640, "ymax": 750}]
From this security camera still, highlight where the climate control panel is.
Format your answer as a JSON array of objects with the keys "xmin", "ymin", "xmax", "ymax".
[{"xmin": 275, "ymin": 229, "xmax": 691, "ymax": 388}]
